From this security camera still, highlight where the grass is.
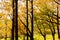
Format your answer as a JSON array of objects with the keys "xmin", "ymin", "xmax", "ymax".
[
  {"xmin": 0, "ymin": 34, "xmax": 58, "ymax": 40},
  {"xmin": 34, "ymin": 34, "xmax": 58, "ymax": 40}
]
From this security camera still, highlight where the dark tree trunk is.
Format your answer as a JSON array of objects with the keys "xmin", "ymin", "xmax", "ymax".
[
  {"xmin": 30, "ymin": 0, "xmax": 34, "ymax": 40},
  {"xmin": 52, "ymin": 34, "xmax": 55, "ymax": 40},
  {"xmin": 26, "ymin": 0, "xmax": 28, "ymax": 40},
  {"xmin": 30, "ymin": 36, "xmax": 34, "ymax": 40},
  {"xmin": 58, "ymin": 35, "xmax": 60, "ymax": 40},
  {"xmin": 14, "ymin": 0, "xmax": 18, "ymax": 40},
  {"xmin": 11, "ymin": 0, "xmax": 18, "ymax": 40},
  {"xmin": 56, "ymin": 4, "xmax": 60, "ymax": 40},
  {"xmin": 43, "ymin": 36, "xmax": 46, "ymax": 40},
  {"xmin": 23, "ymin": 35, "xmax": 25, "ymax": 40},
  {"xmin": 11, "ymin": 27, "xmax": 14, "ymax": 40},
  {"xmin": 11, "ymin": 0, "xmax": 14, "ymax": 40}
]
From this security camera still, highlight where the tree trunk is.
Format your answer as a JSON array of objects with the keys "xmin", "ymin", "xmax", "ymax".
[
  {"xmin": 14, "ymin": 0, "xmax": 18, "ymax": 40},
  {"xmin": 58, "ymin": 35, "xmax": 60, "ymax": 40},
  {"xmin": 30, "ymin": 36, "xmax": 34, "ymax": 40},
  {"xmin": 43, "ymin": 36, "xmax": 46, "ymax": 40},
  {"xmin": 11, "ymin": 0, "xmax": 14, "ymax": 40},
  {"xmin": 56, "ymin": 4, "xmax": 60, "ymax": 40},
  {"xmin": 52, "ymin": 34, "xmax": 55, "ymax": 40},
  {"xmin": 23, "ymin": 35, "xmax": 25, "ymax": 40},
  {"xmin": 11, "ymin": 0, "xmax": 18, "ymax": 40},
  {"xmin": 30, "ymin": 0, "xmax": 34, "ymax": 39}
]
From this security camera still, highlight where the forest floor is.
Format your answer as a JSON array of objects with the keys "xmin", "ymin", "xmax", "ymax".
[
  {"xmin": 0, "ymin": 34, "xmax": 58, "ymax": 40},
  {"xmin": 19, "ymin": 34, "xmax": 58, "ymax": 40},
  {"xmin": 34, "ymin": 34, "xmax": 58, "ymax": 40}
]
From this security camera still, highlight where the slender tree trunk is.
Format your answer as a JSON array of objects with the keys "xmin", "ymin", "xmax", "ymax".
[
  {"xmin": 11, "ymin": 0, "xmax": 18, "ymax": 40},
  {"xmin": 14, "ymin": 0, "xmax": 18, "ymax": 40},
  {"xmin": 56, "ymin": 4, "xmax": 60, "ymax": 40},
  {"xmin": 23, "ymin": 35, "xmax": 25, "ymax": 40},
  {"xmin": 58, "ymin": 35, "xmax": 60, "ymax": 40},
  {"xmin": 43, "ymin": 36, "xmax": 46, "ymax": 40},
  {"xmin": 31, "ymin": 0, "xmax": 34, "ymax": 40},
  {"xmin": 30, "ymin": 36, "xmax": 34, "ymax": 40},
  {"xmin": 11, "ymin": 0, "xmax": 14, "ymax": 40},
  {"xmin": 26, "ymin": 0, "xmax": 28, "ymax": 40},
  {"xmin": 52, "ymin": 34, "xmax": 55, "ymax": 40}
]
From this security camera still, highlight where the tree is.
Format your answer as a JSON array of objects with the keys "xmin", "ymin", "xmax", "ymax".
[
  {"xmin": 33, "ymin": 1, "xmax": 57, "ymax": 40},
  {"xmin": 18, "ymin": 0, "xmax": 34, "ymax": 40},
  {"xmin": 11, "ymin": 0, "xmax": 18, "ymax": 40}
]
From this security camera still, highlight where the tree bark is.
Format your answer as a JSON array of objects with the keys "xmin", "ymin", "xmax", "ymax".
[
  {"xmin": 58, "ymin": 35, "xmax": 60, "ymax": 40},
  {"xmin": 30, "ymin": 36, "xmax": 34, "ymax": 40},
  {"xmin": 26, "ymin": 0, "xmax": 28, "ymax": 40},
  {"xmin": 52, "ymin": 34, "xmax": 55, "ymax": 40},
  {"xmin": 56, "ymin": 4, "xmax": 60, "ymax": 40},
  {"xmin": 30, "ymin": 0, "xmax": 34, "ymax": 40},
  {"xmin": 11, "ymin": 0, "xmax": 14, "ymax": 40},
  {"xmin": 11, "ymin": 0, "xmax": 18, "ymax": 40},
  {"xmin": 43, "ymin": 36, "xmax": 46, "ymax": 40},
  {"xmin": 14, "ymin": 0, "xmax": 18, "ymax": 40}
]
